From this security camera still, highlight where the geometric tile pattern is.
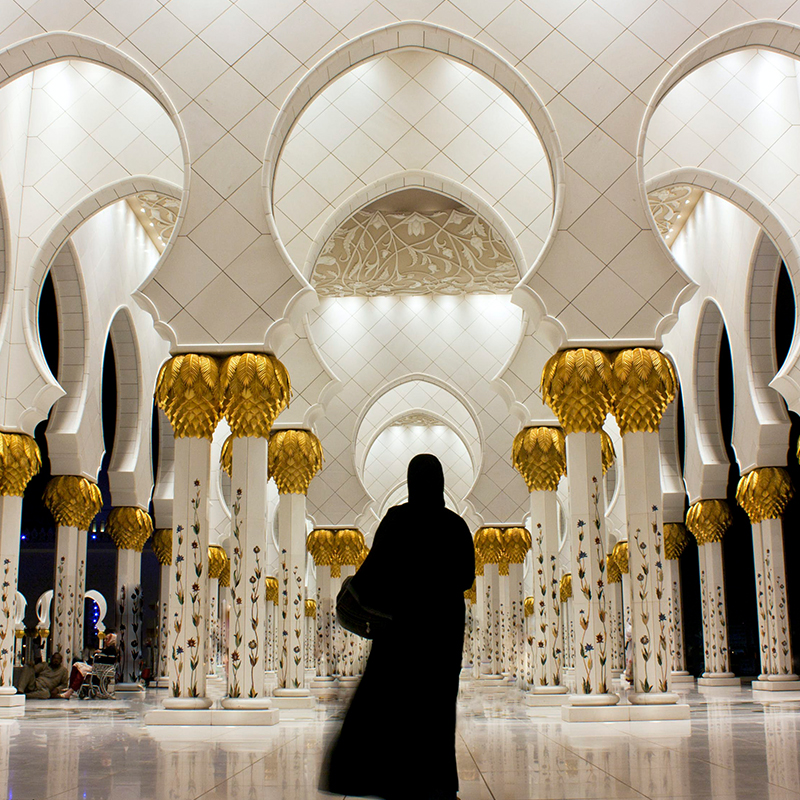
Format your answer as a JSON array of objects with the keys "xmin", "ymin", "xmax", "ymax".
[
  {"xmin": 306, "ymin": 293, "xmax": 529, "ymax": 528},
  {"xmin": 275, "ymin": 50, "xmax": 551, "ymax": 274}
]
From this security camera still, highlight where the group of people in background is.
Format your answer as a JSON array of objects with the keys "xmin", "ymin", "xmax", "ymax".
[{"xmin": 13, "ymin": 632, "xmax": 117, "ymax": 700}]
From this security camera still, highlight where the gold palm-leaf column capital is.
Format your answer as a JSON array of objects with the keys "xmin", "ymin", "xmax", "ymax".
[
  {"xmin": 664, "ymin": 523, "xmax": 690, "ymax": 560},
  {"xmin": 464, "ymin": 581, "xmax": 477, "ymax": 603},
  {"xmin": 307, "ymin": 529, "xmax": 337, "ymax": 567},
  {"xmin": 541, "ymin": 349, "xmax": 617, "ymax": 434},
  {"xmin": 610, "ymin": 348, "xmax": 677, "ymax": 434},
  {"xmin": 265, "ymin": 576, "xmax": 279, "ymax": 603},
  {"xmin": 685, "ymin": 499, "xmax": 732, "ymax": 545},
  {"xmin": 207, "ymin": 544, "xmax": 228, "ymax": 580},
  {"xmin": 611, "ymin": 540, "xmax": 629, "ymax": 575},
  {"xmin": 475, "ymin": 527, "xmax": 505, "ymax": 573},
  {"xmin": 151, "ymin": 528, "xmax": 172, "ymax": 566},
  {"xmin": 268, "ymin": 429, "xmax": 323, "ymax": 494},
  {"xmin": 0, "ymin": 433, "xmax": 41, "ymax": 496},
  {"xmin": 524, "ymin": 596, "xmax": 535, "ymax": 617},
  {"xmin": 511, "ymin": 426, "xmax": 566, "ymax": 491},
  {"xmin": 503, "ymin": 527, "xmax": 531, "ymax": 564},
  {"xmin": 43, "ymin": 475, "xmax": 102, "ymax": 530},
  {"xmin": 106, "ymin": 507, "xmax": 153, "ymax": 552},
  {"xmin": 736, "ymin": 467, "xmax": 794, "ymax": 523},
  {"xmin": 305, "ymin": 599, "xmax": 317, "ymax": 618},
  {"xmin": 335, "ymin": 529, "xmax": 365, "ymax": 568},
  {"xmin": 601, "ymin": 431, "xmax": 615, "ymax": 475},
  {"xmin": 155, "ymin": 354, "xmax": 222, "ymax": 440},
  {"xmin": 606, "ymin": 549, "xmax": 622, "ymax": 583},
  {"xmin": 220, "ymin": 353, "xmax": 291, "ymax": 438},
  {"xmin": 559, "ymin": 573, "xmax": 572, "ymax": 602},
  {"xmin": 220, "ymin": 435, "xmax": 233, "ymax": 478}
]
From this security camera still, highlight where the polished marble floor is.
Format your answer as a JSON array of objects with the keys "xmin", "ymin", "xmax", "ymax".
[{"xmin": 3, "ymin": 681, "xmax": 800, "ymax": 800}]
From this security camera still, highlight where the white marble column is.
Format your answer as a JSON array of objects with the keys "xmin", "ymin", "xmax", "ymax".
[
  {"xmin": 269, "ymin": 429, "xmax": 323, "ymax": 708},
  {"xmin": 0, "ymin": 494, "xmax": 25, "ymax": 709},
  {"xmin": 306, "ymin": 531, "xmax": 337, "ymax": 688},
  {"xmin": 224, "ymin": 436, "xmax": 271, "ymax": 708},
  {"xmin": 686, "ymin": 499, "xmax": 739, "ymax": 687},
  {"xmin": 528, "ymin": 488, "xmax": 567, "ymax": 697},
  {"xmin": 473, "ymin": 568, "xmax": 486, "ymax": 678},
  {"xmin": 43, "ymin": 476, "xmax": 102, "ymax": 666},
  {"xmin": 620, "ymin": 433, "xmax": 676, "ymax": 704},
  {"xmin": 151, "ymin": 529, "xmax": 173, "ymax": 688},
  {"xmin": 736, "ymin": 468, "xmax": 798, "ymax": 691},
  {"xmin": 663, "ymin": 523, "xmax": 692, "ymax": 683},
  {"xmin": 107, "ymin": 506, "xmax": 153, "ymax": 690}
]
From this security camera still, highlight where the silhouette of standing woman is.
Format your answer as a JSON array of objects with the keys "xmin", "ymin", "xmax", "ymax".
[{"xmin": 321, "ymin": 453, "xmax": 475, "ymax": 800}]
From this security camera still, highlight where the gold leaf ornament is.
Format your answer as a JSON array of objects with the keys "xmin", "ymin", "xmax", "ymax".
[
  {"xmin": 305, "ymin": 599, "xmax": 317, "ymax": 618},
  {"xmin": 151, "ymin": 528, "xmax": 172, "ymax": 566},
  {"xmin": 336, "ymin": 529, "xmax": 365, "ymax": 567},
  {"xmin": 0, "ymin": 433, "xmax": 41, "ymax": 496},
  {"xmin": 541, "ymin": 349, "xmax": 617, "ymax": 434},
  {"xmin": 474, "ymin": 527, "xmax": 504, "ymax": 569},
  {"xmin": 685, "ymin": 499, "xmax": 732, "ymax": 545},
  {"xmin": 504, "ymin": 527, "xmax": 532, "ymax": 564},
  {"xmin": 268, "ymin": 429, "xmax": 324, "ymax": 494},
  {"xmin": 524, "ymin": 596, "xmax": 535, "ymax": 617},
  {"xmin": 511, "ymin": 427, "xmax": 566, "ymax": 491},
  {"xmin": 265, "ymin": 577, "xmax": 279, "ymax": 603},
  {"xmin": 219, "ymin": 559, "xmax": 231, "ymax": 588},
  {"xmin": 220, "ymin": 353, "xmax": 291, "ymax": 438},
  {"xmin": 611, "ymin": 540, "xmax": 629, "ymax": 575},
  {"xmin": 464, "ymin": 581, "xmax": 477, "ymax": 603},
  {"xmin": 107, "ymin": 507, "xmax": 153, "ymax": 552},
  {"xmin": 207, "ymin": 544, "xmax": 228, "ymax": 580},
  {"xmin": 606, "ymin": 550, "xmax": 622, "ymax": 584},
  {"xmin": 559, "ymin": 573, "xmax": 572, "ymax": 602},
  {"xmin": 155, "ymin": 354, "xmax": 222, "ymax": 440},
  {"xmin": 664, "ymin": 523, "xmax": 690, "ymax": 560},
  {"xmin": 306, "ymin": 529, "xmax": 337, "ymax": 567},
  {"xmin": 220, "ymin": 435, "xmax": 233, "ymax": 478},
  {"xmin": 736, "ymin": 467, "xmax": 794, "ymax": 523},
  {"xmin": 601, "ymin": 430, "xmax": 615, "ymax": 475},
  {"xmin": 43, "ymin": 475, "xmax": 102, "ymax": 529},
  {"xmin": 610, "ymin": 348, "xmax": 677, "ymax": 434}
]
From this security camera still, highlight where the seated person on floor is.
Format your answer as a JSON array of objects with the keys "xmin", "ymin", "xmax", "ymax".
[
  {"xmin": 14, "ymin": 652, "xmax": 69, "ymax": 698},
  {"xmin": 61, "ymin": 632, "xmax": 117, "ymax": 699}
]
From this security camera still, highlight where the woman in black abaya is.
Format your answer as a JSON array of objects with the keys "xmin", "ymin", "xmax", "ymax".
[{"xmin": 321, "ymin": 453, "xmax": 475, "ymax": 800}]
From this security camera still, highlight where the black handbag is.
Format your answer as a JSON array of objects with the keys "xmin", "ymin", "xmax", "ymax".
[{"xmin": 336, "ymin": 575, "xmax": 392, "ymax": 639}]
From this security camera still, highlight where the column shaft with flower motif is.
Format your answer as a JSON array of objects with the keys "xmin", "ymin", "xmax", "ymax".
[
  {"xmin": 737, "ymin": 468, "xmax": 798, "ymax": 688},
  {"xmin": 609, "ymin": 349, "xmax": 678, "ymax": 703},
  {"xmin": 219, "ymin": 353, "xmax": 290, "ymax": 707},
  {"xmin": 155, "ymin": 354, "xmax": 224, "ymax": 708},
  {"xmin": 541, "ymin": 350, "xmax": 617, "ymax": 704},
  {"xmin": 663, "ymin": 523, "xmax": 691, "ymax": 680},
  {"xmin": 151, "ymin": 529, "xmax": 172, "ymax": 687},
  {"xmin": 107, "ymin": 506, "xmax": 153, "ymax": 688},
  {"xmin": 306, "ymin": 529, "xmax": 337, "ymax": 684},
  {"xmin": 513, "ymin": 427, "xmax": 567, "ymax": 695},
  {"xmin": 43, "ymin": 476, "xmax": 102, "ymax": 667},
  {"xmin": 686, "ymin": 499, "xmax": 737, "ymax": 683},
  {"xmin": 0, "ymin": 433, "xmax": 41, "ymax": 702},
  {"xmin": 269, "ymin": 429, "xmax": 323, "ymax": 698}
]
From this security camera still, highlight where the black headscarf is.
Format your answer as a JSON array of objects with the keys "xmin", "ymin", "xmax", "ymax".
[{"xmin": 406, "ymin": 453, "xmax": 445, "ymax": 507}]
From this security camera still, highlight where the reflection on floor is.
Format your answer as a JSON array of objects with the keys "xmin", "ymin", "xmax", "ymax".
[{"xmin": 4, "ymin": 682, "xmax": 800, "ymax": 799}]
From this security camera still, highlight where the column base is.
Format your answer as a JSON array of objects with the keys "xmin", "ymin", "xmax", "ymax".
[
  {"xmin": 525, "ymin": 692, "xmax": 569, "ymax": 707},
  {"xmin": 752, "ymin": 677, "xmax": 800, "ymax": 692},
  {"xmin": 628, "ymin": 691, "xmax": 680, "ymax": 705},
  {"xmin": 155, "ymin": 677, "xmax": 170, "ymax": 689},
  {"xmin": 531, "ymin": 685, "xmax": 568, "ymax": 695},
  {"xmin": 271, "ymin": 691, "xmax": 316, "ymax": 719},
  {"xmin": 115, "ymin": 682, "xmax": 145, "ymax": 692},
  {"xmin": 162, "ymin": 697, "xmax": 213, "ymax": 710},
  {"xmin": 145, "ymin": 708, "xmax": 279, "ymax": 726},
  {"xmin": 698, "ymin": 674, "xmax": 740, "ymax": 687},
  {"xmin": 568, "ymin": 693, "xmax": 620, "ymax": 707},
  {"xmin": 337, "ymin": 676, "xmax": 360, "ymax": 688},
  {"xmin": 562, "ymin": 703, "xmax": 690, "ymax": 722},
  {"xmin": 671, "ymin": 672, "xmax": 696, "ymax": 685},
  {"xmin": 0, "ymin": 693, "xmax": 24, "ymax": 717},
  {"xmin": 221, "ymin": 697, "xmax": 273, "ymax": 709},
  {"xmin": 310, "ymin": 676, "xmax": 335, "ymax": 688},
  {"xmin": 478, "ymin": 674, "xmax": 505, "ymax": 683}
]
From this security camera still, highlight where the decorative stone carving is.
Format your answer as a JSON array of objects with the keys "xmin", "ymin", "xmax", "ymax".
[{"xmin": 313, "ymin": 210, "xmax": 518, "ymax": 296}]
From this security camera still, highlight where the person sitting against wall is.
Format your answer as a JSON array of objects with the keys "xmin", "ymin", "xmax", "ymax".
[
  {"xmin": 14, "ymin": 651, "xmax": 69, "ymax": 698},
  {"xmin": 61, "ymin": 632, "xmax": 117, "ymax": 699}
]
